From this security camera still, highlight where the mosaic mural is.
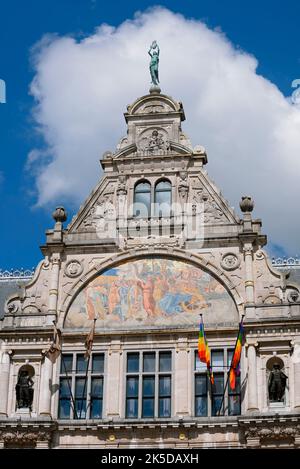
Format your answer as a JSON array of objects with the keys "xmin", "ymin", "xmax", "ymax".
[{"xmin": 65, "ymin": 257, "xmax": 237, "ymax": 329}]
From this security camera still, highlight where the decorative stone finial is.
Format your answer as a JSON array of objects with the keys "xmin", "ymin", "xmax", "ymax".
[
  {"xmin": 239, "ymin": 196, "xmax": 254, "ymax": 213},
  {"xmin": 52, "ymin": 206, "xmax": 67, "ymax": 223}
]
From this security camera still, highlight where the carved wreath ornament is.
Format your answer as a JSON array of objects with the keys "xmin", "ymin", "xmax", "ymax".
[
  {"xmin": 64, "ymin": 260, "xmax": 83, "ymax": 278},
  {"xmin": 221, "ymin": 253, "xmax": 240, "ymax": 271}
]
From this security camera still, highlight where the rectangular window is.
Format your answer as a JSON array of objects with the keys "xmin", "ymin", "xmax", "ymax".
[
  {"xmin": 126, "ymin": 351, "xmax": 172, "ymax": 419},
  {"xmin": 194, "ymin": 348, "xmax": 241, "ymax": 417},
  {"xmin": 58, "ymin": 353, "xmax": 104, "ymax": 420}
]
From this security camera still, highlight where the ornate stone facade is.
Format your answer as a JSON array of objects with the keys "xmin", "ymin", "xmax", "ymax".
[{"xmin": 0, "ymin": 87, "xmax": 300, "ymax": 448}]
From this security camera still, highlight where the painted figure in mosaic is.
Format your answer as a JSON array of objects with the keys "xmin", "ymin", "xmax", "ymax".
[
  {"xmin": 148, "ymin": 41, "xmax": 160, "ymax": 85},
  {"xmin": 15, "ymin": 370, "xmax": 34, "ymax": 410},
  {"xmin": 268, "ymin": 364, "xmax": 288, "ymax": 402}
]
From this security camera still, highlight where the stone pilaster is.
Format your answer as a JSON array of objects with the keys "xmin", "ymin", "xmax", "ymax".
[
  {"xmin": 0, "ymin": 351, "xmax": 11, "ymax": 416},
  {"xmin": 106, "ymin": 340, "xmax": 122, "ymax": 418},
  {"xmin": 247, "ymin": 343, "xmax": 259, "ymax": 411},
  {"xmin": 48, "ymin": 253, "xmax": 60, "ymax": 315},
  {"xmin": 243, "ymin": 243, "xmax": 254, "ymax": 303},
  {"xmin": 174, "ymin": 338, "xmax": 190, "ymax": 417},
  {"xmin": 39, "ymin": 356, "xmax": 53, "ymax": 416}
]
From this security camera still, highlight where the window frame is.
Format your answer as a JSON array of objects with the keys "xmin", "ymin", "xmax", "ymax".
[
  {"xmin": 193, "ymin": 347, "xmax": 241, "ymax": 417},
  {"xmin": 58, "ymin": 352, "xmax": 105, "ymax": 420},
  {"xmin": 124, "ymin": 350, "xmax": 173, "ymax": 419},
  {"xmin": 132, "ymin": 178, "xmax": 173, "ymax": 219},
  {"xmin": 154, "ymin": 179, "xmax": 172, "ymax": 217}
]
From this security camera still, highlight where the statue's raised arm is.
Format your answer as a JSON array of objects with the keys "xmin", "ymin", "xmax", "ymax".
[{"xmin": 149, "ymin": 40, "xmax": 160, "ymax": 87}]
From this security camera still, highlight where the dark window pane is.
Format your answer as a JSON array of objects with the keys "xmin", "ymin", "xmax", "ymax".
[
  {"xmin": 159, "ymin": 376, "xmax": 171, "ymax": 396},
  {"xmin": 195, "ymin": 396, "xmax": 207, "ymax": 417},
  {"xmin": 126, "ymin": 399, "xmax": 138, "ymax": 418},
  {"xmin": 92, "ymin": 354, "xmax": 104, "ymax": 373},
  {"xmin": 229, "ymin": 375, "xmax": 241, "ymax": 394},
  {"xmin": 91, "ymin": 399, "xmax": 102, "ymax": 419},
  {"xmin": 143, "ymin": 353, "xmax": 155, "ymax": 372},
  {"xmin": 134, "ymin": 182, "xmax": 151, "ymax": 217},
  {"xmin": 75, "ymin": 398, "xmax": 86, "ymax": 419},
  {"xmin": 212, "ymin": 350, "xmax": 224, "ymax": 371},
  {"xmin": 159, "ymin": 352, "xmax": 172, "ymax": 372},
  {"xmin": 59, "ymin": 399, "xmax": 71, "ymax": 419},
  {"xmin": 135, "ymin": 182, "xmax": 151, "ymax": 193},
  {"xmin": 228, "ymin": 395, "xmax": 241, "ymax": 416},
  {"xmin": 195, "ymin": 351, "xmax": 207, "ymax": 372},
  {"xmin": 227, "ymin": 349, "xmax": 234, "ymax": 368},
  {"xmin": 195, "ymin": 374, "xmax": 207, "ymax": 395},
  {"xmin": 155, "ymin": 181, "xmax": 172, "ymax": 191},
  {"xmin": 126, "ymin": 377, "xmax": 138, "ymax": 397},
  {"xmin": 59, "ymin": 378, "xmax": 71, "ymax": 419},
  {"xmin": 212, "ymin": 396, "xmax": 223, "ymax": 416},
  {"xmin": 212, "ymin": 374, "xmax": 224, "ymax": 395},
  {"xmin": 143, "ymin": 376, "xmax": 155, "ymax": 397},
  {"xmin": 91, "ymin": 378, "xmax": 103, "ymax": 397},
  {"xmin": 127, "ymin": 353, "xmax": 139, "ymax": 373},
  {"xmin": 75, "ymin": 378, "xmax": 87, "ymax": 398},
  {"xmin": 159, "ymin": 398, "xmax": 171, "ymax": 417},
  {"xmin": 142, "ymin": 398, "xmax": 154, "ymax": 418},
  {"xmin": 76, "ymin": 354, "xmax": 88, "ymax": 373},
  {"xmin": 59, "ymin": 378, "xmax": 71, "ymax": 398},
  {"xmin": 60, "ymin": 354, "xmax": 73, "ymax": 373},
  {"xmin": 155, "ymin": 181, "xmax": 171, "ymax": 217}
]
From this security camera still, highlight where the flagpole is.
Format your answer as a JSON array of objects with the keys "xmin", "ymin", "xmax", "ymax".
[
  {"xmin": 61, "ymin": 353, "xmax": 78, "ymax": 420},
  {"xmin": 217, "ymin": 314, "xmax": 245, "ymax": 416},
  {"xmin": 79, "ymin": 318, "xmax": 97, "ymax": 419}
]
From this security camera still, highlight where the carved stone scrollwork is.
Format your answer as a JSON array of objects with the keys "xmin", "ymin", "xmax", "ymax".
[
  {"xmin": 6, "ymin": 301, "xmax": 19, "ymax": 314},
  {"xmin": 178, "ymin": 171, "xmax": 189, "ymax": 204},
  {"xmin": 0, "ymin": 429, "xmax": 53, "ymax": 446},
  {"xmin": 116, "ymin": 175, "xmax": 127, "ymax": 196},
  {"xmin": 287, "ymin": 290, "xmax": 300, "ymax": 303},
  {"xmin": 221, "ymin": 253, "xmax": 240, "ymax": 271},
  {"xmin": 244, "ymin": 424, "xmax": 300, "ymax": 441},
  {"xmin": 64, "ymin": 260, "xmax": 83, "ymax": 278}
]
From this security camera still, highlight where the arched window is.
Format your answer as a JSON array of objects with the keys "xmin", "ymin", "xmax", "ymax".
[
  {"xmin": 154, "ymin": 180, "xmax": 172, "ymax": 216},
  {"xmin": 133, "ymin": 181, "xmax": 151, "ymax": 217}
]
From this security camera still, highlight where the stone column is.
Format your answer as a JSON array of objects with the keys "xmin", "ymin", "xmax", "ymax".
[
  {"xmin": 39, "ymin": 356, "xmax": 53, "ymax": 416},
  {"xmin": 174, "ymin": 339, "xmax": 189, "ymax": 416},
  {"xmin": 48, "ymin": 253, "xmax": 60, "ymax": 315},
  {"xmin": 293, "ymin": 342, "xmax": 300, "ymax": 409},
  {"xmin": 243, "ymin": 244, "xmax": 254, "ymax": 303},
  {"xmin": 247, "ymin": 344, "xmax": 258, "ymax": 411},
  {"xmin": 106, "ymin": 341, "xmax": 122, "ymax": 418},
  {"xmin": 0, "ymin": 352, "xmax": 10, "ymax": 416}
]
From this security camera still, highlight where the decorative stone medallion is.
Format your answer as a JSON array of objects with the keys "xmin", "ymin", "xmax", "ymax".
[
  {"xmin": 287, "ymin": 290, "xmax": 300, "ymax": 303},
  {"xmin": 64, "ymin": 260, "xmax": 83, "ymax": 278},
  {"xmin": 221, "ymin": 253, "xmax": 240, "ymax": 271}
]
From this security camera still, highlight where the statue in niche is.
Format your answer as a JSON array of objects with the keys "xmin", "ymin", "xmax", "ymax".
[
  {"xmin": 268, "ymin": 363, "xmax": 288, "ymax": 402},
  {"xmin": 16, "ymin": 370, "xmax": 34, "ymax": 411},
  {"xmin": 148, "ymin": 41, "xmax": 160, "ymax": 86}
]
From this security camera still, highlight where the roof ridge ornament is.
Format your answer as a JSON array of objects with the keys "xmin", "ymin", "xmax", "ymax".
[{"xmin": 148, "ymin": 40, "xmax": 161, "ymax": 94}]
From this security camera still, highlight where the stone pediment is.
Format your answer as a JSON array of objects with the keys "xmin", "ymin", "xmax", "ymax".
[{"xmin": 125, "ymin": 93, "xmax": 185, "ymax": 119}]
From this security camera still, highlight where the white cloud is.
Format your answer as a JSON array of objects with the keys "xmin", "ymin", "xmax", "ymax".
[{"xmin": 28, "ymin": 7, "xmax": 300, "ymax": 255}]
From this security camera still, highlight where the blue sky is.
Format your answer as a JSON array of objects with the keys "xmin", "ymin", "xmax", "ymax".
[{"xmin": 0, "ymin": 0, "xmax": 300, "ymax": 269}]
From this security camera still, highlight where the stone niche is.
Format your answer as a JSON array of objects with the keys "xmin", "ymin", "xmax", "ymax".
[{"xmin": 64, "ymin": 256, "xmax": 238, "ymax": 330}]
